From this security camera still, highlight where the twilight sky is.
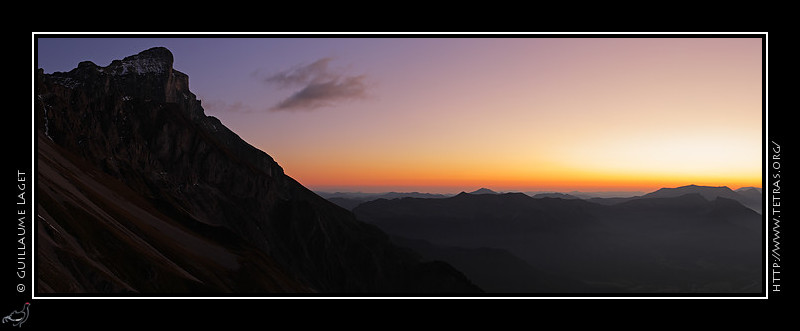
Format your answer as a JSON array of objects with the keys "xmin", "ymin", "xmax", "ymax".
[{"xmin": 35, "ymin": 35, "xmax": 764, "ymax": 193}]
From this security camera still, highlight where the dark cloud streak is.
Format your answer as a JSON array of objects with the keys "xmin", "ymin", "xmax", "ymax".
[
  {"xmin": 256, "ymin": 57, "xmax": 370, "ymax": 112},
  {"xmin": 271, "ymin": 75, "xmax": 367, "ymax": 111}
]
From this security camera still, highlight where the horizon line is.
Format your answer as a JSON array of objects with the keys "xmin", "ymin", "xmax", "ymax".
[{"xmin": 309, "ymin": 183, "xmax": 763, "ymax": 195}]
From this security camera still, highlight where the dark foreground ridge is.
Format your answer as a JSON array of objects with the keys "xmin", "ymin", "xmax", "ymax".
[{"xmin": 35, "ymin": 47, "xmax": 481, "ymax": 294}]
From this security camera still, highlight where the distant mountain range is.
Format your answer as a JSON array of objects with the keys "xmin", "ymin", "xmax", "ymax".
[
  {"xmin": 588, "ymin": 184, "xmax": 763, "ymax": 214},
  {"xmin": 529, "ymin": 190, "xmax": 647, "ymax": 199},
  {"xmin": 354, "ymin": 188, "xmax": 763, "ymax": 293},
  {"xmin": 316, "ymin": 191, "xmax": 452, "ymax": 211},
  {"xmin": 320, "ymin": 184, "xmax": 762, "ymax": 214},
  {"xmin": 530, "ymin": 192, "xmax": 581, "ymax": 199}
]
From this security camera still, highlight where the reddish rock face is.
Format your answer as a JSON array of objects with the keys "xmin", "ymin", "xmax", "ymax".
[{"xmin": 36, "ymin": 47, "xmax": 481, "ymax": 294}]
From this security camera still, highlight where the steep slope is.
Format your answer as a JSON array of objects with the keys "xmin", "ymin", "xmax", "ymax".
[
  {"xmin": 326, "ymin": 197, "xmax": 369, "ymax": 211},
  {"xmin": 36, "ymin": 47, "xmax": 480, "ymax": 294},
  {"xmin": 37, "ymin": 133, "xmax": 308, "ymax": 293}
]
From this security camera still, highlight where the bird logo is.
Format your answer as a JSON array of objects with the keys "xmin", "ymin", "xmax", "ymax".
[{"xmin": 1, "ymin": 302, "xmax": 29, "ymax": 327}]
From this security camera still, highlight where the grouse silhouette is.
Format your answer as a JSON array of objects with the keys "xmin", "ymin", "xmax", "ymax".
[{"xmin": 2, "ymin": 302, "xmax": 29, "ymax": 327}]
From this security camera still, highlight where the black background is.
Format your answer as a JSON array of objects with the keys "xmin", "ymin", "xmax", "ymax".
[{"xmin": 7, "ymin": 31, "xmax": 782, "ymax": 328}]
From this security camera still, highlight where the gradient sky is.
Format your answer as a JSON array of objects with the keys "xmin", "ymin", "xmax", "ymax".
[{"xmin": 35, "ymin": 34, "xmax": 764, "ymax": 194}]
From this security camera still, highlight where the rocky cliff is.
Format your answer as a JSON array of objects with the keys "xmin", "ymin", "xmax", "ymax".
[{"xmin": 35, "ymin": 47, "xmax": 480, "ymax": 294}]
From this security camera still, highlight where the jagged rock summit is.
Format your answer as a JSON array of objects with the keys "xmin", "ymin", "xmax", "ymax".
[
  {"xmin": 69, "ymin": 46, "xmax": 175, "ymax": 76},
  {"xmin": 112, "ymin": 46, "xmax": 174, "ymax": 73},
  {"xmin": 36, "ymin": 47, "xmax": 480, "ymax": 294},
  {"xmin": 46, "ymin": 47, "xmax": 202, "ymax": 120}
]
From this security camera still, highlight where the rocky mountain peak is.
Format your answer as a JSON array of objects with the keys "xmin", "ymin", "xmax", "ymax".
[
  {"xmin": 124, "ymin": 46, "xmax": 173, "ymax": 64},
  {"xmin": 108, "ymin": 46, "xmax": 174, "ymax": 76},
  {"xmin": 43, "ymin": 46, "xmax": 199, "ymax": 121},
  {"xmin": 36, "ymin": 47, "xmax": 481, "ymax": 294}
]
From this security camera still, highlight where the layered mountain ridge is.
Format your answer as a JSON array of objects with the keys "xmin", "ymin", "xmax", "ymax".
[
  {"xmin": 321, "ymin": 184, "xmax": 762, "ymax": 213},
  {"xmin": 354, "ymin": 190, "xmax": 763, "ymax": 293},
  {"xmin": 589, "ymin": 184, "xmax": 763, "ymax": 214},
  {"xmin": 35, "ymin": 47, "xmax": 480, "ymax": 294}
]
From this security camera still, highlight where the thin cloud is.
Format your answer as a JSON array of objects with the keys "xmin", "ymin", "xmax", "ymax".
[
  {"xmin": 271, "ymin": 75, "xmax": 367, "ymax": 111},
  {"xmin": 202, "ymin": 100, "xmax": 255, "ymax": 113},
  {"xmin": 256, "ymin": 58, "xmax": 370, "ymax": 112},
  {"xmin": 263, "ymin": 58, "xmax": 336, "ymax": 88}
]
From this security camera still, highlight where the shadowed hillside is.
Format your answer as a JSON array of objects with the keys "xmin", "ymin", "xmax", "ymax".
[{"xmin": 35, "ymin": 47, "xmax": 481, "ymax": 294}]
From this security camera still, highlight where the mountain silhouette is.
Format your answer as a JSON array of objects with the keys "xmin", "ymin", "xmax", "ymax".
[
  {"xmin": 736, "ymin": 186, "xmax": 762, "ymax": 193},
  {"xmin": 734, "ymin": 187, "xmax": 764, "ymax": 213},
  {"xmin": 642, "ymin": 184, "xmax": 762, "ymax": 214},
  {"xmin": 35, "ymin": 47, "xmax": 480, "ymax": 294},
  {"xmin": 586, "ymin": 184, "xmax": 762, "ymax": 214},
  {"xmin": 531, "ymin": 192, "xmax": 581, "ymax": 199},
  {"xmin": 469, "ymin": 188, "xmax": 499, "ymax": 195},
  {"xmin": 354, "ymin": 190, "xmax": 762, "ymax": 293},
  {"xmin": 318, "ymin": 191, "xmax": 451, "ymax": 211},
  {"xmin": 644, "ymin": 184, "xmax": 741, "ymax": 200}
]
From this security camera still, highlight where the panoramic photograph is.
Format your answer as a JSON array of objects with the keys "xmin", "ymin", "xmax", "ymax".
[{"xmin": 32, "ymin": 35, "xmax": 764, "ymax": 296}]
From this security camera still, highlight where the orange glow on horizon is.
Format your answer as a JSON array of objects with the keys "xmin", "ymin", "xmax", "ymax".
[
  {"xmin": 289, "ymin": 164, "xmax": 762, "ymax": 194},
  {"xmin": 37, "ymin": 37, "xmax": 764, "ymax": 195},
  {"xmin": 238, "ymin": 38, "xmax": 762, "ymax": 195}
]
